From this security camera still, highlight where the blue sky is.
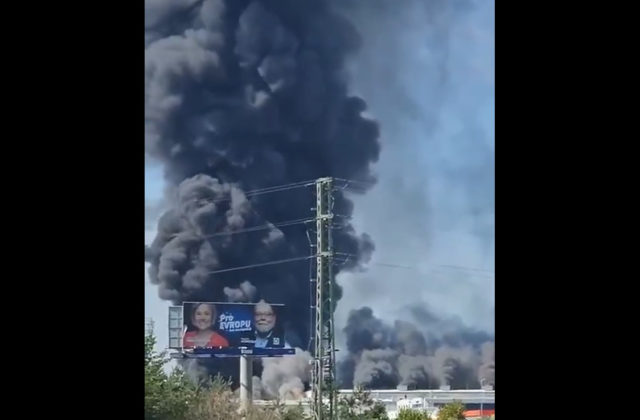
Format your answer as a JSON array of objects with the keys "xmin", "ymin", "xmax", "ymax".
[
  {"xmin": 145, "ymin": 162, "xmax": 169, "ymax": 350},
  {"xmin": 145, "ymin": 163, "xmax": 164, "ymax": 202}
]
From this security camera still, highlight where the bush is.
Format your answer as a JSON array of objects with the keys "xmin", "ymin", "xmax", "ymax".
[
  {"xmin": 397, "ymin": 408, "xmax": 432, "ymax": 420},
  {"xmin": 259, "ymin": 401, "xmax": 311, "ymax": 420},
  {"xmin": 436, "ymin": 401, "xmax": 466, "ymax": 420},
  {"xmin": 335, "ymin": 386, "xmax": 389, "ymax": 420}
]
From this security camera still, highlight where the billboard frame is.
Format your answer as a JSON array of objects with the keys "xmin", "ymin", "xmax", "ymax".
[{"xmin": 169, "ymin": 301, "xmax": 293, "ymax": 358}]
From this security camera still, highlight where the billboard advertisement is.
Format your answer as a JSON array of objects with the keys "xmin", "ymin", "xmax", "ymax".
[{"xmin": 181, "ymin": 301, "xmax": 287, "ymax": 353}]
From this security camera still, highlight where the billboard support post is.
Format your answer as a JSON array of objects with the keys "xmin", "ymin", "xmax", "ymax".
[{"xmin": 240, "ymin": 354, "xmax": 253, "ymax": 411}]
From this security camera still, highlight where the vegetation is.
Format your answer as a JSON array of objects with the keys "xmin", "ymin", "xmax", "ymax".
[
  {"xmin": 397, "ymin": 408, "xmax": 432, "ymax": 420},
  {"xmin": 145, "ymin": 330, "xmax": 307, "ymax": 420},
  {"xmin": 145, "ymin": 333, "xmax": 200, "ymax": 420},
  {"xmin": 335, "ymin": 386, "xmax": 389, "ymax": 420},
  {"xmin": 436, "ymin": 401, "xmax": 465, "ymax": 420},
  {"xmin": 145, "ymin": 331, "xmax": 480, "ymax": 420}
]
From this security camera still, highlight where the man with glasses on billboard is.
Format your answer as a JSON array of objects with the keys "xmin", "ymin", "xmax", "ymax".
[{"xmin": 252, "ymin": 299, "xmax": 284, "ymax": 348}]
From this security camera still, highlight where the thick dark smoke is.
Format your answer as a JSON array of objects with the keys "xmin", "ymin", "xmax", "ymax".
[
  {"xmin": 409, "ymin": 303, "xmax": 493, "ymax": 348},
  {"xmin": 339, "ymin": 306, "xmax": 494, "ymax": 389},
  {"xmin": 353, "ymin": 349, "xmax": 399, "ymax": 389},
  {"xmin": 145, "ymin": 0, "xmax": 380, "ymax": 385},
  {"xmin": 145, "ymin": 0, "xmax": 494, "ymax": 393}
]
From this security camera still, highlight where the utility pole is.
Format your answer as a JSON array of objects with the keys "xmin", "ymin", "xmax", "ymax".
[{"xmin": 311, "ymin": 177, "xmax": 336, "ymax": 420}]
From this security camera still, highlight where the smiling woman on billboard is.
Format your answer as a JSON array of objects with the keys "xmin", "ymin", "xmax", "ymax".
[{"xmin": 183, "ymin": 302, "xmax": 229, "ymax": 348}]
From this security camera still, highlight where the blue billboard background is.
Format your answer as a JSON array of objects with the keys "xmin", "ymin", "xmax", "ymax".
[{"xmin": 182, "ymin": 301, "xmax": 288, "ymax": 356}]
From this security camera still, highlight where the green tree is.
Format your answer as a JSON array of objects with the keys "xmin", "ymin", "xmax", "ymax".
[
  {"xmin": 145, "ymin": 331, "xmax": 201, "ymax": 420},
  {"xmin": 397, "ymin": 408, "xmax": 432, "ymax": 420},
  {"xmin": 436, "ymin": 401, "xmax": 465, "ymax": 420},
  {"xmin": 273, "ymin": 400, "xmax": 312, "ymax": 420},
  {"xmin": 266, "ymin": 400, "xmax": 311, "ymax": 420},
  {"xmin": 335, "ymin": 386, "xmax": 389, "ymax": 420}
]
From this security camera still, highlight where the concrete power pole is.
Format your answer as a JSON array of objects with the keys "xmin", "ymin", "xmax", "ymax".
[{"xmin": 311, "ymin": 177, "xmax": 336, "ymax": 420}]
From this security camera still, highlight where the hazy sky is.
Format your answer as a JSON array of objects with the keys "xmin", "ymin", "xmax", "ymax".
[
  {"xmin": 145, "ymin": 0, "xmax": 494, "ymax": 352},
  {"xmin": 325, "ymin": 0, "xmax": 495, "ymax": 354},
  {"xmin": 145, "ymin": 162, "xmax": 170, "ymax": 351}
]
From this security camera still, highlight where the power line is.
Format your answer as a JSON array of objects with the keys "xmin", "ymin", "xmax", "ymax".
[
  {"xmin": 331, "ymin": 178, "xmax": 376, "ymax": 194},
  {"xmin": 333, "ymin": 177, "xmax": 376, "ymax": 187},
  {"xmin": 207, "ymin": 255, "xmax": 314, "ymax": 275},
  {"xmin": 369, "ymin": 261, "xmax": 416, "ymax": 270},
  {"xmin": 161, "ymin": 180, "xmax": 319, "ymax": 275},
  {"xmin": 242, "ymin": 179, "xmax": 317, "ymax": 196},
  {"xmin": 437, "ymin": 264, "xmax": 495, "ymax": 274},
  {"xmin": 209, "ymin": 179, "xmax": 317, "ymax": 204},
  {"xmin": 333, "ymin": 255, "xmax": 414, "ymax": 270},
  {"xmin": 244, "ymin": 180, "xmax": 316, "ymax": 198},
  {"xmin": 332, "ymin": 214, "xmax": 352, "ymax": 219},
  {"xmin": 163, "ymin": 217, "xmax": 315, "ymax": 240},
  {"xmin": 200, "ymin": 217, "xmax": 315, "ymax": 239},
  {"xmin": 334, "ymin": 252, "xmax": 494, "ymax": 275},
  {"xmin": 332, "ymin": 258, "xmax": 493, "ymax": 285}
]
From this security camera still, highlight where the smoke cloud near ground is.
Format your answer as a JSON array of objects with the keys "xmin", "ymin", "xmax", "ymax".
[
  {"xmin": 339, "ymin": 306, "xmax": 494, "ymax": 389},
  {"xmin": 478, "ymin": 341, "xmax": 495, "ymax": 386},
  {"xmin": 258, "ymin": 349, "xmax": 312, "ymax": 399}
]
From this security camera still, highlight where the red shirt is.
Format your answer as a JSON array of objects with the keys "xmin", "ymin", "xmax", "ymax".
[{"xmin": 183, "ymin": 331, "xmax": 229, "ymax": 348}]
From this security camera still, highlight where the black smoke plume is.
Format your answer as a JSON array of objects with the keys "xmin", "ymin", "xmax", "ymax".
[
  {"xmin": 339, "ymin": 306, "xmax": 494, "ymax": 389},
  {"xmin": 145, "ymin": 0, "xmax": 380, "ymax": 384}
]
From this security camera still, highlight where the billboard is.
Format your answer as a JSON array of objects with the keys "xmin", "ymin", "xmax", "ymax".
[{"xmin": 180, "ymin": 301, "xmax": 288, "ymax": 353}]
